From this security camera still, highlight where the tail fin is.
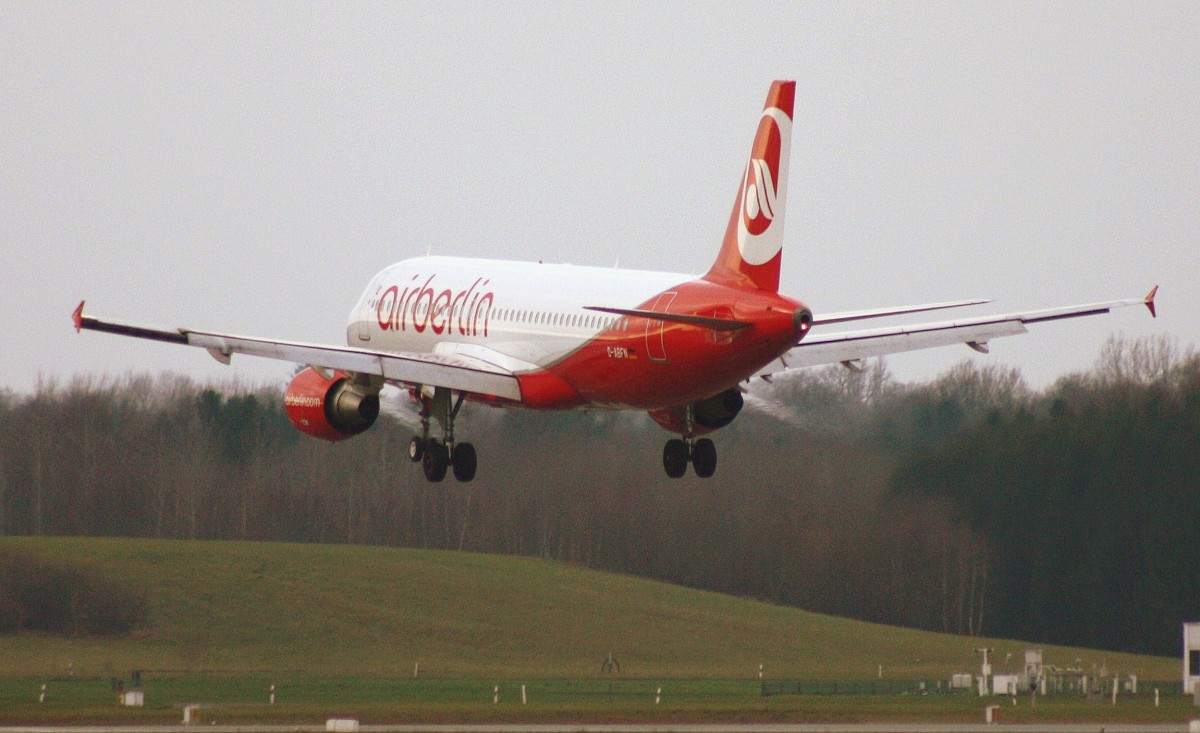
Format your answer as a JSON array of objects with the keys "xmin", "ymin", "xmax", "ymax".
[{"xmin": 704, "ymin": 80, "xmax": 795, "ymax": 292}]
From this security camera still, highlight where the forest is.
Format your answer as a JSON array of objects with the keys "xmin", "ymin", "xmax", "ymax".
[{"xmin": 0, "ymin": 335, "xmax": 1195, "ymax": 655}]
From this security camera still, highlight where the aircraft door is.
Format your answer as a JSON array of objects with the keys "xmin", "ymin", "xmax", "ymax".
[{"xmin": 357, "ymin": 299, "xmax": 373, "ymax": 342}]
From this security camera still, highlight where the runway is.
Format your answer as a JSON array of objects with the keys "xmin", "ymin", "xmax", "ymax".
[{"xmin": 1, "ymin": 723, "xmax": 1196, "ymax": 733}]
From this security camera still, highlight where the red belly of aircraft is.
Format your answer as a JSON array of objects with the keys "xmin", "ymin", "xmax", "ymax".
[{"xmin": 528, "ymin": 282, "xmax": 806, "ymax": 410}]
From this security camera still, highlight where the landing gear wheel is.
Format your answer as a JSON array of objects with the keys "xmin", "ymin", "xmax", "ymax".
[
  {"xmin": 452, "ymin": 442, "xmax": 477, "ymax": 482},
  {"xmin": 663, "ymin": 439, "xmax": 689, "ymax": 478},
  {"xmin": 422, "ymin": 442, "xmax": 449, "ymax": 482},
  {"xmin": 691, "ymin": 438, "xmax": 717, "ymax": 478},
  {"xmin": 408, "ymin": 436, "xmax": 426, "ymax": 463}
]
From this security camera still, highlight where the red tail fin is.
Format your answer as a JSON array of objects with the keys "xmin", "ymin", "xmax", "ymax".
[{"xmin": 704, "ymin": 80, "xmax": 795, "ymax": 292}]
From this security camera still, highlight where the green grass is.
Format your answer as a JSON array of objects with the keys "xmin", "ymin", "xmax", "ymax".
[
  {"xmin": 1, "ymin": 675, "xmax": 1196, "ymax": 726},
  {"xmin": 0, "ymin": 536, "xmax": 1186, "ymax": 724}
]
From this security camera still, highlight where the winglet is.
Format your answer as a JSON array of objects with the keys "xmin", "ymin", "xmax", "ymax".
[
  {"xmin": 1145, "ymin": 285, "xmax": 1158, "ymax": 318},
  {"xmin": 72, "ymin": 301, "xmax": 85, "ymax": 333}
]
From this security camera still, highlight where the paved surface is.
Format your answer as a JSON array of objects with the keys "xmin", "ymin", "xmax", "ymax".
[{"xmin": 1, "ymin": 724, "xmax": 1196, "ymax": 733}]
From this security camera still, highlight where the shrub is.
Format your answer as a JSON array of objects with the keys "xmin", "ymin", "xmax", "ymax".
[{"xmin": 0, "ymin": 548, "xmax": 148, "ymax": 636}]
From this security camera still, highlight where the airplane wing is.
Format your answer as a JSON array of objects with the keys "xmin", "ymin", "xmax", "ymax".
[
  {"xmin": 755, "ymin": 287, "xmax": 1158, "ymax": 376},
  {"xmin": 812, "ymin": 298, "xmax": 990, "ymax": 325},
  {"xmin": 71, "ymin": 302, "xmax": 522, "ymax": 401},
  {"xmin": 584, "ymin": 299, "xmax": 992, "ymax": 331}
]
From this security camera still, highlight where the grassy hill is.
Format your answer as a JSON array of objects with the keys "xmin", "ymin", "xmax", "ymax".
[{"xmin": 0, "ymin": 536, "xmax": 1177, "ymax": 680}]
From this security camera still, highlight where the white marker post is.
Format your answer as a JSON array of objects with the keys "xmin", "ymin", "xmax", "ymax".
[
  {"xmin": 655, "ymin": 687, "xmax": 661, "ymax": 705},
  {"xmin": 270, "ymin": 685, "xmax": 276, "ymax": 705},
  {"xmin": 414, "ymin": 662, "xmax": 419, "ymax": 679},
  {"xmin": 39, "ymin": 684, "xmax": 46, "ymax": 703},
  {"xmin": 521, "ymin": 685, "xmax": 527, "ymax": 705},
  {"xmin": 493, "ymin": 686, "xmax": 499, "ymax": 705}
]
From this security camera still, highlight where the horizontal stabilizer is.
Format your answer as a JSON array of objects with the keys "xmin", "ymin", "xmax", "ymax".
[{"xmin": 584, "ymin": 306, "xmax": 752, "ymax": 331}]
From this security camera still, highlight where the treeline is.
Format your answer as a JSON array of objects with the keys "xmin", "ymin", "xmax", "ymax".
[
  {"xmin": 0, "ymin": 336, "xmax": 1194, "ymax": 653},
  {"xmin": 892, "ymin": 337, "xmax": 1200, "ymax": 655}
]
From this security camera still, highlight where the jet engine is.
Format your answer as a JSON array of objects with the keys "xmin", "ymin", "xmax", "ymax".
[
  {"xmin": 284, "ymin": 367, "xmax": 380, "ymax": 442},
  {"xmin": 692, "ymin": 388, "xmax": 745, "ymax": 430},
  {"xmin": 648, "ymin": 387, "xmax": 745, "ymax": 435}
]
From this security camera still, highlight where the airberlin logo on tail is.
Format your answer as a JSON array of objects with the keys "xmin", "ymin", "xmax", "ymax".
[
  {"xmin": 736, "ymin": 107, "xmax": 791, "ymax": 266},
  {"xmin": 742, "ymin": 155, "xmax": 779, "ymax": 234},
  {"xmin": 376, "ymin": 274, "xmax": 494, "ymax": 337}
]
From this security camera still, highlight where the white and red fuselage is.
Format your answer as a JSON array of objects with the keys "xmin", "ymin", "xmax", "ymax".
[
  {"xmin": 343, "ymin": 79, "xmax": 805, "ymax": 424},
  {"xmin": 351, "ymin": 256, "xmax": 807, "ymax": 412}
]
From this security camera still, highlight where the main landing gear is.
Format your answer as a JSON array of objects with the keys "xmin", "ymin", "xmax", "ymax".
[
  {"xmin": 407, "ymin": 388, "xmax": 477, "ymax": 482},
  {"xmin": 662, "ymin": 405, "xmax": 717, "ymax": 479},
  {"xmin": 662, "ymin": 436, "xmax": 717, "ymax": 478}
]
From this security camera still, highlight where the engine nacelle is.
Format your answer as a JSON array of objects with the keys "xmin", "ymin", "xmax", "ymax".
[
  {"xmin": 693, "ymin": 388, "xmax": 744, "ymax": 430},
  {"xmin": 284, "ymin": 367, "xmax": 380, "ymax": 442},
  {"xmin": 648, "ymin": 388, "xmax": 745, "ymax": 436}
]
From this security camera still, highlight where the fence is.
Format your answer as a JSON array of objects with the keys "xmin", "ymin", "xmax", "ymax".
[
  {"xmin": 761, "ymin": 678, "xmax": 1186, "ymax": 698},
  {"xmin": 761, "ymin": 679, "xmax": 945, "ymax": 696}
]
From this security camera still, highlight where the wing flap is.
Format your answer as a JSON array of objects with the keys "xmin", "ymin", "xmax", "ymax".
[
  {"xmin": 760, "ymin": 320, "xmax": 1027, "ymax": 373},
  {"xmin": 74, "ymin": 302, "xmax": 522, "ymax": 401}
]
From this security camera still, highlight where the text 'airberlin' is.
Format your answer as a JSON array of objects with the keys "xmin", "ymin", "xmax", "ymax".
[{"xmin": 377, "ymin": 275, "xmax": 494, "ymax": 337}]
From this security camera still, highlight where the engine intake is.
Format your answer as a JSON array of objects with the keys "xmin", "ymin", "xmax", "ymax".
[
  {"xmin": 284, "ymin": 367, "xmax": 380, "ymax": 442},
  {"xmin": 692, "ymin": 388, "xmax": 744, "ymax": 430}
]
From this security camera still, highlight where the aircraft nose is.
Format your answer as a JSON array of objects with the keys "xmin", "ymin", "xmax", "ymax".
[{"xmin": 793, "ymin": 307, "xmax": 813, "ymax": 341}]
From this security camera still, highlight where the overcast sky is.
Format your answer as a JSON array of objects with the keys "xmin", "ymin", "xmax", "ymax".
[{"xmin": 3, "ymin": 2, "xmax": 1196, "ymax": 396}]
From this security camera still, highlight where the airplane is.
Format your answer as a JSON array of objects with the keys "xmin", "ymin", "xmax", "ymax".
[{"xmin": 73, "ymin": 80, "xmax": 1157, "ymax": 482}]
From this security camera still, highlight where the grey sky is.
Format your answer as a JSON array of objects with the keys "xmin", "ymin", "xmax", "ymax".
[{"xmin": 3, "ymin": 2, "xmax": 1195, "ymax": 395}]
